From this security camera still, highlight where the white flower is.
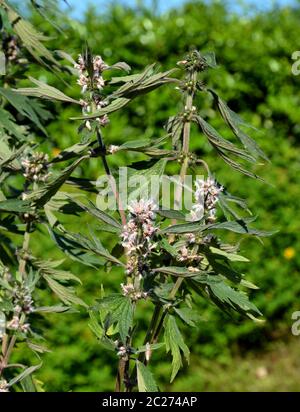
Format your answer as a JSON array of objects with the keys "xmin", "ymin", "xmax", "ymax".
[
  {"xmin": 142, "ymin": 222, "xmax": 157, "ymax": 239},
  {"xmin": 93, "ymin": 55, "xmax": 108, "ymax": 72},
  {"xmin": 96, "ymin": 114, "xmax": 110, "ymax": 127},
  {"xmin": 7, "ymin": 315, "xmax": 20, "ymax": 330},
  {"xmin": 190, "ymin": 177, "xmax": 223, "ymax": 222},
  {"xmin": 128, "ymin": 199, "xmax": 157, "ymax": 223},
  {"xmin": 21, "ymin": 323, "xmax": 30, "ymax": 333},
  {"xmin": 21, "ymin": 152, "xmax": 50, "ymax": 183},
  {"xmin": 80, "ymin": 99, "xmax": 91, "ymax": 115},
  {"xmin": 121, "ymin": 283, "xmax": 135, "ymax": 296},
  {"xmin": 74, "ymin": 54, "xmax": 85, "ymax": 73},
  {"xmin": 0, "ymin": 379, "xmax": 9, "ymax": 392},
  {"xmin": 178, "ymin": 246, "xmax": 189, "ymax": 261},
  {"xmin": 121, "ymin": 283, "xmax": 148, "ymax": 301},
  {"xmin": 117, "ymin": 346, "xmax": 127, "ymax": 357},
  {"xmin": 145, "ymin": 342, "xmax": 151, "ymax": 362},
  {"xmin": 108, "ymin": 145, "xmax": 120, "ymax": 154},
  {"xmin": 185, "ymin": 233, "xmax": 196, "ymax": 244},
  {"xmin": 96, "ymin": 75, "xmax": 105, "ymax": 90},
  {"xmin": 96, "ymin": 100, "xmax": 107, "ymax": 110},
  {"xmin": 85, "ymin": 120, "xmax": 92, "ymax": 130},
  {"xmin": 121, "ymin": 199, "xmax": 158, "ymax": 276},
  {"xmin": 188, "ymin": 266, "xmax": 200, "ymax": 272}
]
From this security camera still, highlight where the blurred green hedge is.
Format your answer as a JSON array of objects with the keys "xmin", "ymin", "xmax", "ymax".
[{"xmin": 12, "ymin": 0, "xmax": 300, "ymax": 391}]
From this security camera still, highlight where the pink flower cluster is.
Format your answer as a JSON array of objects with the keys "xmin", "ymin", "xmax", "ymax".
[
  {"xmin": 121, "ymin": 283, "xmax": 148, "ymax": 301},
  {"xmin": 121, "ymin": 199, "xmax": 158, "ymax": 275},
  {"xmin": 190, "ymin": 177, "xmax": 223, "ymax": 222},
  {"xmin": 75, "ymin": 54, "xmax": 108, "ymax": 93},
  {"xmin": 75, "ymin": 54, "xmax": 110, "ymax": 130}
]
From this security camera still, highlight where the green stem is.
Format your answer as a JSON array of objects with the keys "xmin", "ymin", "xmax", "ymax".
[
  {"xmin": 0, "ymin": 223, "xmax": 31, "ymax": 377},
  {"xmin": 96, "ymin": 127, "xmax": 127, "ymax": 226},
  {"xmin": 18, "ymin": 222, "xmax": 31, "ymax": 277},
  {"xmin": 148, "ymin": 71, "xmax": 198, "ymax": 351}
]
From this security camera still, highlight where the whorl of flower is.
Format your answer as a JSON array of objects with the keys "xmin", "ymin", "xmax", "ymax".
[
  {"xmin": 7, "ymin": 314, "xmax": 30, "ymax": 334},
  {"xmin": 178, "ymin": 246, "xmax": 202, "ymax": 263},
  {"xmin": 4, "ymin": 35, "xmax": 19, "ymax": 62},
  {"xmin": 21, "ymin": 152, "xmax": 50, "ymax": 183},
  {"xmin": 117, "ymin": 345, "xmax": 128, "ymax": 358},
  {"xmin": 7, "ymin": 315, "xmax": 20, "ymax": 330},
  {"xmin": 108, "ymin": 145, "xmax": 120, "ymax": 154},
  {"xmin": 77, "ymin": 74, "xmax": 89, "ymax": 93},
  {"xmin": 13, "ymin": 284, "xmax": 34, "ymax": 315},
  {"xmin": 121, "ymin": 283, "xmax": 148, "ymax": 301},
  {"xmin": 74, "ymin": 54, "xmax": 85, "ymax": 72},
  {"xmin": 96, "ymin": 113, "xmax": 110, "ymax": 127},
  {"xmin": 128, "ymin": 199, "xmax": 157, "ymax": 223},
  {"xmin": 190, "ymin": 177, "xmax": 223, "ymax": 222},
  {"xmin": 80, "ymin": 99, "xmax": 91, "ymax": 114},
  {"xmin": 0, "ymin": 379, "xmax": 9, "ymax": 392},
  {"xmin": 93, "ymin": 55, "xmax": 109, "ymax": 73},
  {"xmin": 185, "ymin": 233, "xmax": 196, "ymax": 244},
  {"xmin": 75, "ymin": 54, "xmax": 109, "ymax": 128},
  {"xmin": 74, "ymin": 54, "xmax": 108, "ymax": 93},
  {"xmin": 121, "ymin": 200, "xmax": 158, "ymax": 276}
]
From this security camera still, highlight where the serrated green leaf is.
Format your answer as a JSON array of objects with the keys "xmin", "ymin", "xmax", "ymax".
[
  {"xmin": 136, "ymin": 343, "xmax": 165, "ymax": 354},
  {"xmin": 34, "ymin": 306, "xmax": 73, "ymax": 313},
  {"xmin": 109, "ymin": 61, "xmax": 131, "ymax": 72},
  {"xmin": 50, "ymin": 139, "xmax": 94, "ymax": 163},
  {"xmin": 8, "ymin": 363, "xmax": 42, "ymax": 387},
  {"xmin": 207, "ymin": 281, "xmax": 262, "ymax": 316},
  {"xmin": 47, "ymin": 226, "xmax": 106, "ymax": 268},
  {"xmin": 96, "ymin": 294, "xmax": 133, "ymax": 342},
  {"xmin": 208, "ymin": 89, "xmax": 268, "ymax": 161},
  {"xmin": 43, "ymin": 274, "xmax": 87, "ymax": 307},
  {"xmin": 196, "ymin": 116, "xmax": 256, "ymax": 163},
  {"xmin": 153, "ymin": 266, "xmax": 201, "ymax": 278},
  {"xmin": 136, "ymin": 361, "xmax": 159, "ymax": 392},
  {"xmin": 174, "ymin": 307, "xmax": 203, "ymax": 327},
  {"xmin": 71, "ymin": 198, "xmax": 121, "ymax": 231},
  {"xmin": 15, "ymin": 77, "xmax": 80, "ymax": 104},
  {"xmin": 0, "ymin": 87, "xmax": 47, "ymax": 134},
  {"xmin": 0, "ymin": 108, "xmax": 26, "ymax": 141},
  {"xmin": 157, "ymin": 209, "xmax": 186, "ymax": 220},
  {"xmin": 5, "ymin": 1, "xmax": 60, "ymax": 69},
  {"xmin": 127, "ymin": 158, "xmax": 167, "ymax": 201},
  {"xmin": 209, "ymin": 246, "xmax": 249, "ymax": 262},
  {"xmin": 0, "ymin": 198, "xmax": 32, "ymax": 213},
  {"xmin": 162, "ymin": 217, "xmax": 274, "ymax": 237},
  {"xmin": 27, "ymin": 156, "xmax": 88, "ymax": 207},
  {"xmin": 164, "ymin": 315, "xmax": 189, "ymax": 382},
  {"xmin": 71, "ymin": 97, "xmax": 130, "ymax": 120}
]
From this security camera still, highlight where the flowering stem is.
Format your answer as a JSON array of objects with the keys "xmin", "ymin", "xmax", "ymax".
[
  {"xmin": 96, "ymin": 127, "xmax": 128, "ymax": 391},
  {"xmin": 127, "ymin": 69, "xmax": 198, "ymax": 389},
  {"xmin": 97, "ymin": 142, "xmax": 129, "ymax": 390},
  {"xmin": 96, "ymin": 127, "xmax": 127, "ymax": 226},
  {"xmin": 145, "ymin": 70, "xmax": 198, "ymax": 353},
  {"xmin": 0, "ymin": 222, "xmax": 31, "ymax": 377}
]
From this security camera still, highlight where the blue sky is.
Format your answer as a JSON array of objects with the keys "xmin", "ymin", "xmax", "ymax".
[{"xmin": 63, "ymin": 0, "xmax": 297, "ymax": 19}]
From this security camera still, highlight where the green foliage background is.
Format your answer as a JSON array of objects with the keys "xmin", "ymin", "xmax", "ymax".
[{"xmin": 9, "ymin": 0, "xmax": 300, "ymax": 391}]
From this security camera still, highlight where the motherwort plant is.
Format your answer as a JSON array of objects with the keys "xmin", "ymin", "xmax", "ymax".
[{"xmin": 0, "ymin": 0, "xmax": 273, "ymax": 392}]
